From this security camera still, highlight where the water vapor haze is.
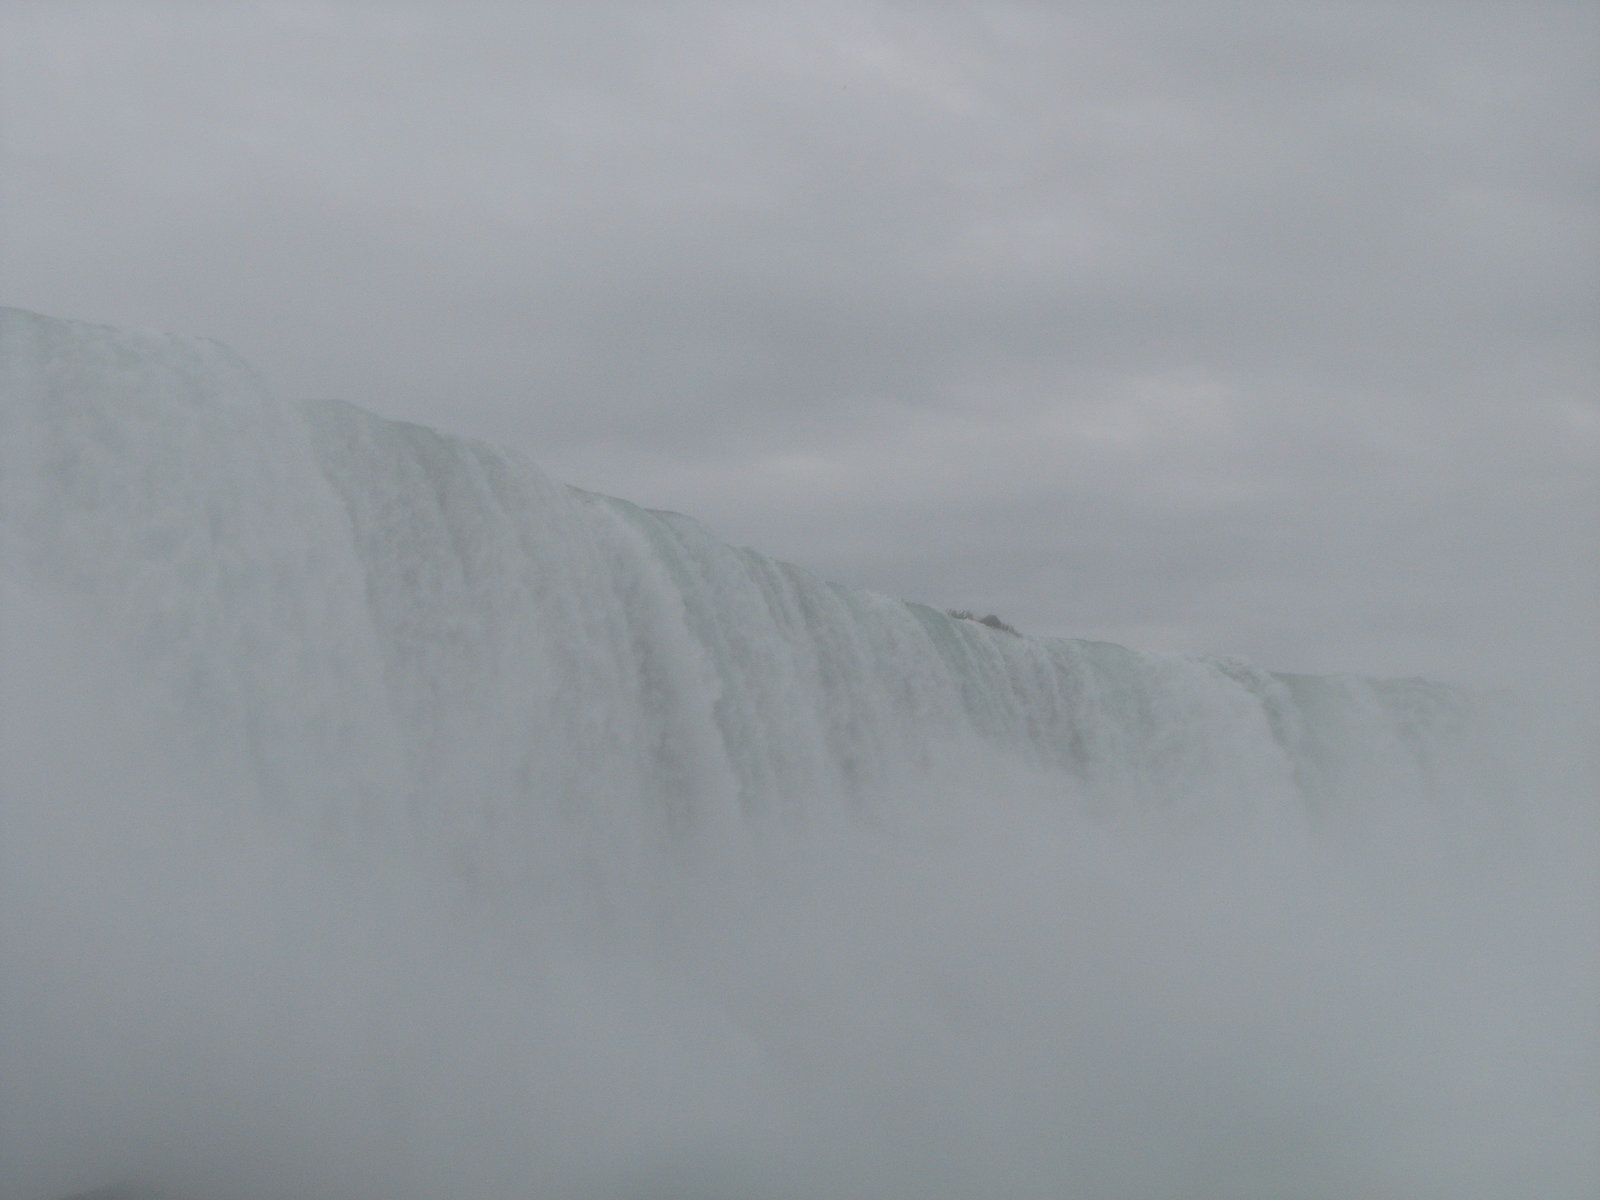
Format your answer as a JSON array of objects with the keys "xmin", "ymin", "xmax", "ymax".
[{"xmin": 4, "ymin": 575, "xmax": 1595, "ymax": 1200}]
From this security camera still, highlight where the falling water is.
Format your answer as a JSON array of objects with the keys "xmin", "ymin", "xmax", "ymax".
[{"xmin": 2, "ymin": 310, "xmax": 1594, "ymax": 1200}]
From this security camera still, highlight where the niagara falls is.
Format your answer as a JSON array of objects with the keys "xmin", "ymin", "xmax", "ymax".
[{"xmin": 2, "ymin": 308, "xmax": 1594, "ymax": 1200}]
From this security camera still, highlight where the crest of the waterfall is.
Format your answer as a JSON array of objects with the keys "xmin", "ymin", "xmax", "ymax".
[{"xmin": 2, "ymin": 307, "xmax": 1487, "ymax": 856}]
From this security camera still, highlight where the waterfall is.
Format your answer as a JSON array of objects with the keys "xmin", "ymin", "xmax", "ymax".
[{"xmin": 2, "ymin": 309, "xmax": 1593, "ymax": 1200}]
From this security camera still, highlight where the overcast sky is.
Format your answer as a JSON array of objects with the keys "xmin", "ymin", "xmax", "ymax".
[{"xmin": 2, "ymin": 1, "xmax": 1595, "ymax": 690}]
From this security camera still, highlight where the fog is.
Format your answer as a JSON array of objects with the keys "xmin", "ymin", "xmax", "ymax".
[
  {"xmin": 4, "ymin": 576, "xmax": 1595, "ymax": 1200},
  {"xmin": 2, "ymin": 315, "xmax": 1595, "ymax": 1199}
]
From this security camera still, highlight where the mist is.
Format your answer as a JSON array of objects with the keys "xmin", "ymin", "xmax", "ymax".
[
  {"xmin": 2, "ymin": 312, "xmax": 1595, "ymax": 1200},
  {"xmin": 4, "ymin": 572, "xmax": 1596, "ymax": 1200}
]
